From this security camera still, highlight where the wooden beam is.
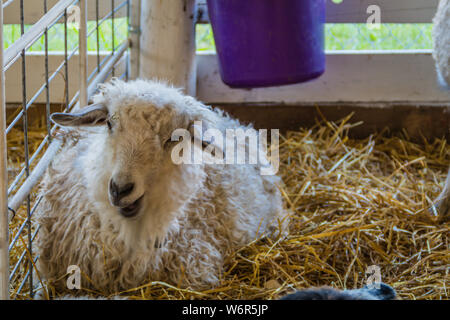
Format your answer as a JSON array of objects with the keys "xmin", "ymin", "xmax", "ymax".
[
  {"xmin": 3, "ymin": 0, "xmax": 439, "ymax": 25},
  {"xmin": 5, "ymin": 51, "xmax": 450, "ymax": 105},
  {"xmin": 325, "ymin": 0, "xmax": 439, "ymax": 23},
  {"xmin": 197, "ymin": 52, "xmax": 450, "ymax": 104},
  {"xmin": 11, "ymin": 102, "xmax": 450, "ymax": 141},
  {"xmin": 213, "ymin": 103, "xmax": 450, "ymax": 141},
  {"xmin": 196, "ymin": 0, "xmax": 439, "ymax": 24},
  {"xmin": 3, "ymin": 0, "xmax": 127, "ymax": 25}
]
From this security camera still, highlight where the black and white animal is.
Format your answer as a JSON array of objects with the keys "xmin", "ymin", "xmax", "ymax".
[{"xmin": 281, "ymin": 283, "xmax": 396, "ymax": 300}]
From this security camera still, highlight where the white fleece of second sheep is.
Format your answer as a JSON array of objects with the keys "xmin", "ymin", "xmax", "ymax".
[{"xmin": 433, "ymin": 0, "xmax": 450, "ymax": 88}]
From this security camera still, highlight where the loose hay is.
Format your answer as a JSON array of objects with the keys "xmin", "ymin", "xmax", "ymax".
[{"xmin": 8, "ymin": 113, "xmax": 449, "ymax": 300}]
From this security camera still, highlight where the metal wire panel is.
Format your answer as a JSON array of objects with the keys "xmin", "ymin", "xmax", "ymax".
[
  {"xmin": 2, "ymin": 3, "xmax": 129, "ymax": 54},
  {"xmin": 0, "ymin": 0, "xmax": 132, "ymax": 299},
  {"xmin": 0, "ymin": 0, "xmax": 10, "ymax": 301}
]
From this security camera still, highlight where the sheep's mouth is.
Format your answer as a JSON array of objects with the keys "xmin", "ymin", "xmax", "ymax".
[{"xmin": 119, "ymin": 195, "xmax": 144, "ymax": 218}]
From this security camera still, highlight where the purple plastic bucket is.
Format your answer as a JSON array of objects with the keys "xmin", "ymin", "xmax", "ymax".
[{"xmin": 207, "ymin": 0, "xmax": 326, "ymax": 88}]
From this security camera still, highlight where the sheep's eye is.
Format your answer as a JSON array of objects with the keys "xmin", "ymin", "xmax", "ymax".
[{"xmin": 106, "ymin": 120, "xmax": 112, "ymax": 131}]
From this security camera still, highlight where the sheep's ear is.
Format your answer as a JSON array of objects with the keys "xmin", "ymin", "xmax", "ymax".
[{"xmin": 50, "ymin": 104, "xmax": 108, "ymax": 127}]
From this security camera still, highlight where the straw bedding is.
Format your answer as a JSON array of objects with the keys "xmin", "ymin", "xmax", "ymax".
[{"xmin": 8, "ymin": 112, "xmax": 449, "ymax": 300}]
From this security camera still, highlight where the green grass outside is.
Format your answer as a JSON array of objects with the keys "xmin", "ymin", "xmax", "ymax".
[
  {"xmin": 197, "ymin": 23, "xmax": 433, "ymax": 51},
  {"xmin": 3, "ymin": 18, "xmax": 128, "ymax": 52},
  {"xmin": 3, "ymin": 20, "xmax": 433, "ymax": 52}
]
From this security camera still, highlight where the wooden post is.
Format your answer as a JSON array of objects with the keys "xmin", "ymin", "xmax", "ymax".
[
  {"xmin": 128, "ymin": 0, "xmax": 141, "ymax": 80},
  {"xmin": 139, "ymin": 0, "xmax": 197, "ymax": 96},
  {"xmin": 0, "ymin": 3, "xmax": 10, "ymax": 300},
  {"xmin": 79, "ymin": 0, "xmax": 88, "ymax": 107}
]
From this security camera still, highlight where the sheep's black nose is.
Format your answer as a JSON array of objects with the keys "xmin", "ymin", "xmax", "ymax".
[{"xmin": 109, "ymin": 179, "xmax": 134, "ymax": 205}]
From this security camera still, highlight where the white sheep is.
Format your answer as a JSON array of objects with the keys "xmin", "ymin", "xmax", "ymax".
[
  {"xmin": 431, "ymin": 0, "xmax": 450, "ymax": 222},
  {"xmin": 433, "ymin": 0, "xmax": 450, "ymax": 89},
  {"xmin": 36, "ymin": 79, "xmax": 287, "ymax": 295}
]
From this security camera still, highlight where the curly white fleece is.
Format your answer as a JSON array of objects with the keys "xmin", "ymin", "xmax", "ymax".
[
  {"xmin": 433, "ymin": 0, "xmax": 450, "ymax": 88},
  {"xmin": 35, "ymin": 79, "xmax": 287, "ymax": 295}
]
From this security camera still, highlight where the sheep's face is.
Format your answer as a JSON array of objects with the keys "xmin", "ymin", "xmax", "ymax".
[{"xmin": 51, "ymin": 102, "xmax": 195, "ymax": 219}]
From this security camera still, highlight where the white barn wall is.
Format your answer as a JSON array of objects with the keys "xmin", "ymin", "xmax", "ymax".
[
  {"xmin": 4, "ymin": 0, "xmax": 441, "ymax": 25},
  {"xmin": 197, "ymin": 0, "xmax": 440, "ymax": 24},
  {"xmin": 196, "ymin": 52, "xmax": 450, "ymax": 104},
  {"xmin": 4, "ymin": 51, "xmax": 448, "ymax": 105}
]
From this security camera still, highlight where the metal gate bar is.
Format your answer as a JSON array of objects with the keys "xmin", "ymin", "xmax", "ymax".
[
  {"xmin": 0, "ymin": 0, "xmax": 133, "ymax": 300},
  {"xmin": 0, "ymin": 0, "xmax": 9, "ymax": 301}
]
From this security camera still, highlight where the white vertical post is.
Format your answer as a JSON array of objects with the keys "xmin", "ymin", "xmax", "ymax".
[
  {"xmin": 128, "ymin": 0, "xmax": 141, "ymax": 80},
  {"xmin": 79, "ymin": 0, "xmax": 88, "ymax": 107},
  {"xmin": 139, "ymin": 0, "xmax": 197, "ymax": 96},
  {"xmin": 0, "ymin": 3, "xmax": 10, "ymax": 300}
]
